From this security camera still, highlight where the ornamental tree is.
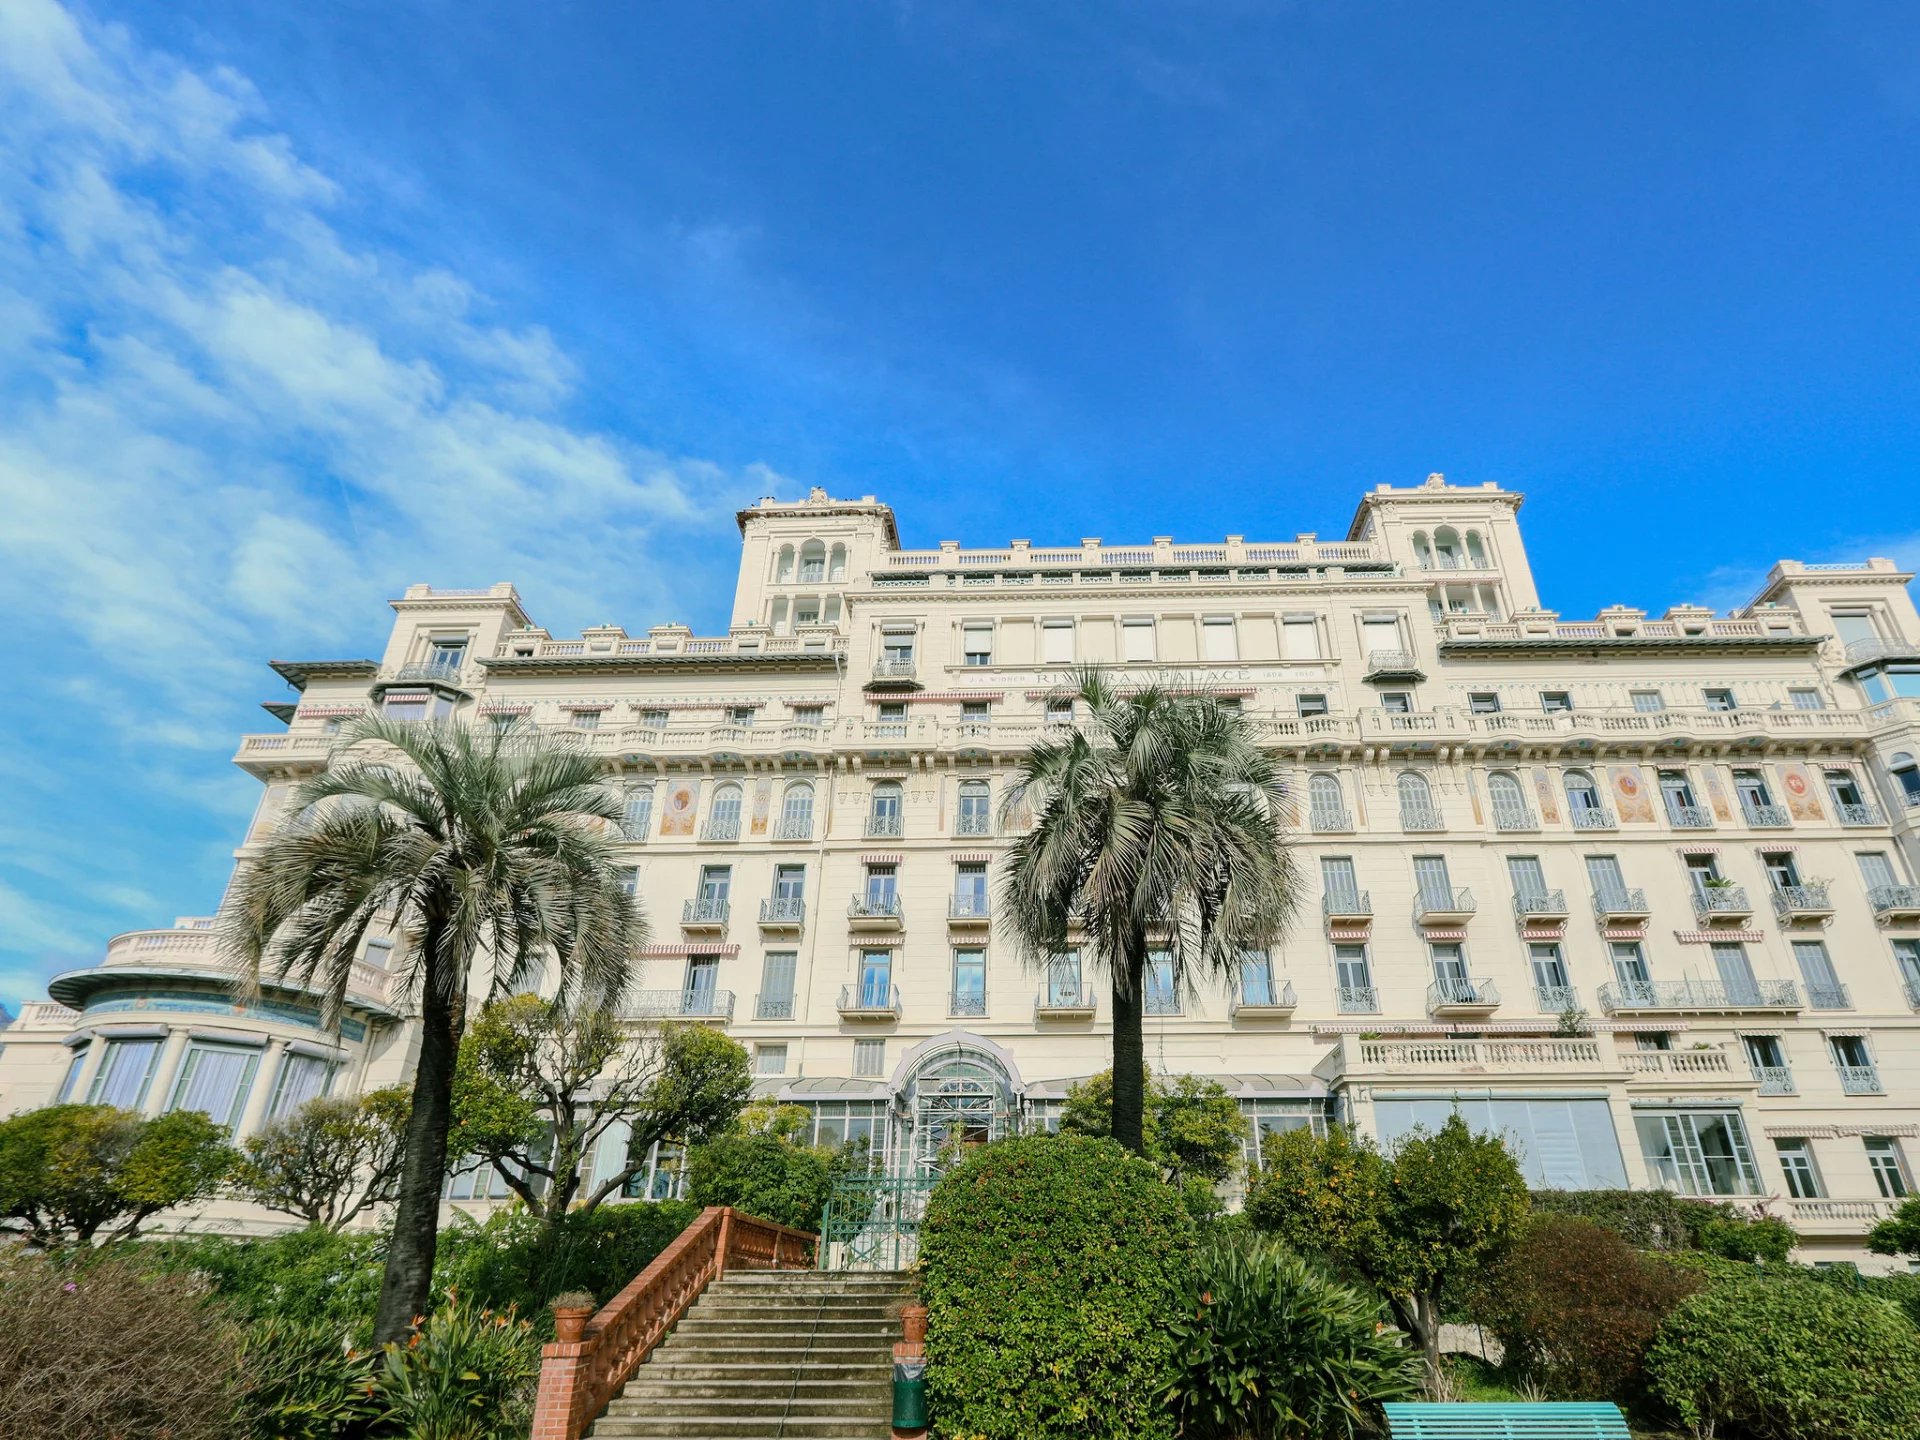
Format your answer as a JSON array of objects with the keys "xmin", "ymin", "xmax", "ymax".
[
  {"xmin": 1867, "ymin": 1196, "xmax": 1920, "ymax": 1260},
  {"xmin": 232, "ymin": 1086, "xmax": 411, "ymax": 1230},
  {"xmin": 450, "ymin": 993, "xmax": 751, "ymax": 1222},
  {"xmin": 1061, "ymin": 1068, "xmax": 1247, "ymax": 1192},
  {"xmin": 0, "ymin": 1104, "xmax": 237, "ymax": 1247}
]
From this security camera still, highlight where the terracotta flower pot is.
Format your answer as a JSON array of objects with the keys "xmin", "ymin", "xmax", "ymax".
[
  {"xmin": 552, "ymin": 1306, "xmax": 593, "ymax": 1344},
  {"xmin": 900, "ymin": 1303, "xmax": 929, "ymax": 1346}
]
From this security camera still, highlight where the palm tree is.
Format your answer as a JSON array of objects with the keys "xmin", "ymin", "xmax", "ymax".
[
  {"xmin": 1001, "ymin": 668, "xmax": 1299, "ymax": 1155},
  {"xmin": 221, "ymin": 716, "xmax": 645, "ymax": 1341}
]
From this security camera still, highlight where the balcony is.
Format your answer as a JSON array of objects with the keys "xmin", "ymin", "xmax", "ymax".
[
  {"xmin": 1145, "ymin": 989, "xmax": 1182, "ymax": 1017},
  {"xmin": 1741, "ymin": 802, "xmax": 1791, "ymax": 828},
  {"xmin": 1336, "ymin": 985, "xmax": 1380, "ymax": 1014},
  {"xmin": 1338, "ymin": 1036, "xmax": 1606, "ymax": 1075},
  {"xmin": 1400, "ymin": 803, "xmax": 1445, "ymax": 832},
  {"xmin": 700, "ymin": 816, "xmax": 742, "ymax": 843},
  {"xmin": 848, "ymin": 893, "xmax": 904, "ymax": 931},
  {"xmin": 1491, "ymin": 802, "xmax": 1537, "ymax": 833},
  {"xmin": 1569, "ymin": 805, "xmax": 1617, "ymax": 831},
  {"xmin": 1666, "ymin": 805, "xmax": 1714, "ymax": 829},
  {"xmin": 1870, "ymin": 884, "xmax": 1920, "ymax": 922},
  {"xmin": 949, "ymin": 991, "xmax": 988, "ymax": 1018},
  {"xmin": 1428, "ymin": 976, "xmax": 1500, "ymax": 1018},
  {"xmin": 1414, "ymin": 887, "xmax": 1475, "ymax": 924},
  {"xmin": 753, "ymin": 994, "xmax": 795, "ymax": 1021},
  {"xmin": 865, "ymin": 813, "xmax": 904, "ymax": 839},
  {"xmin": 1805, "ymin": 982, "xmax": 1853, "ymax": 1010},
  {"xmin": 1837, "ymin": 802, "xmax": 1885, "ymax": 827},
  {"xmin": 1309, "ymin": 805, "xmax": 1354, "ymax": 833},
  {"xmin": 772, "ymin": 816, "xmax": 813, "ymax": 841},
  {"xmin": 388, "ymin": 660, "xmax": 468, "ymax": 687},
  {"xmin": 1364, "ymin": 648, "xmax": 1424, "ymax": 681},
  {"xmin": 837, "ymin": 984, "xmax": 901, "ymax": 1020},
  {"xmin": 1035, "ymin": 986, "xmax": 1097, "ymax": 1020},
  {"xmin": 624, "ymin": 988, "xmax": 735, "ymax": 1021},
  {"xmin": 954, "ymin": 812, "xmax": 993, "ymax": 837},
  {"xmin": 1534, "ymin": 984, "xmax": 1581, "ymax": 1012},
  {"xmin": 1839, "ymin": 1064, "xmax": 1885, "ymax": 1096},
  {"xmin": 1841, "ymin": 636, "xmax": 1920, "ymax": 668},
  {"xmin": 681, "ymin": 897, "xmax": 730, "ymax": 933},
  {"xmin": 949, "ymin": 894, "xmax": 992, "ymax": 928},
  {"xmin": 1789, "ymin": 1197, "xmax": 1899, "ymax": 1231},
  {"xmin": 1592, "ymin": 887, "xmax": 1651, "ymax": 923},
  {"xmin": 1620, "ymin": 1048, "xmax": 1741, "ymax": 1080},
  {"xmin": 1752, "ymin": 1065, "xmax": 1796, "ymax": 1095},
  {"xmin": 1231, "ymin": 979, "xmax": 1298, "ymax": 1019},
  {"xmin": 1322, "ymin": 890, "xmax": 1372, "ymax": 924},
  {"xmin": 1599, "ymin": 978, "xmax": 1800, "ymax": 1014},
  {"xmin": 1770, "ymin": 883, "xmax": 1834, "ymax": 923},
  {"xmin": 869, "ymin": 657, "xmax": 918, "ymax": 686},
  {"xmin": 758, "ymin": 896, "xmax": 806, "ymax": 932},
  {"xmin": 1513, "ymin": 889, "xmax": 1569, "ymax": 922},
  {"xmin": 1691, "ymin": 886, "xmax": 1753, "ymax": 923}
]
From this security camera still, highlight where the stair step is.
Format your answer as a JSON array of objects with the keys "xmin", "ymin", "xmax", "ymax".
[
  {"xmin": 591, "ymin": 1419, "xmax": 888, "ymax": 1438},
  {"xmin": 632, "ymin": 1363, "xmax": 889, "ymax": 1384},
  {"xmin": 608, "ymin": 1395, "xmax": 889, "ymax": 1413},
  {"xmin": 615, "ymin": 1380, "xmax": 890, "ymax": 1401}
]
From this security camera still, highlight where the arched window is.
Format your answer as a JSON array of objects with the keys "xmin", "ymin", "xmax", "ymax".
[
  {"xmin": 778, "ymin": 782, "xmax": 814, "ymax": 839},
  {"xmin": 1307, "ymin": 772, "xmax": 1346, "ymax": 828},
  {"xmin": 957, "ymin": 779, "xmax": 991, "ymax": 836},
  {"xmin": 1488, "ymin": 770, "xmax": 1531, "ymax": 828},
  {"xmin": 1432, "ymin": 526, "xmax": 1460, "ymax": 565},
  {"xmin": 774, "ymin": 545, "xmax": 795, "ymax": 583},
  {"xmin": 1411, "ymin": 531, "xmax": 1433, "ymax": 568},
  {"xmin": 828, "ymin": 543, "xmax": 848, "ymax": 581},
  {"xmin": 868, "ymin": 780, "xmax": 904, "ymax": 837},
  {"xmin": 799, "ymin": 540, "xmax": 827, "ymax": 584},
  {"xmin": 1465, "ymin": 531, "xmax": 1487, "ymax": 566},
  {"xmin": 707, "ymin": 782, "xmax": 744, "ymax": 840},
  {"xmin": 1397, "ymin": 772, "xmax": 1438, "ymax": 828},
  {"xmin": 621, "ymin": 785, "xmax": 654, "ymax": 841},
  {"xmin": 1564, "ymin": 769, "xmax": 1607, "ymax": 827}
]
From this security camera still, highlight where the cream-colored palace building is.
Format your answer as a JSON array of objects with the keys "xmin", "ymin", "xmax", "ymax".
[{"xmin": 6, "ymin": 474, "xmax": 1920, "ymax": 1264}]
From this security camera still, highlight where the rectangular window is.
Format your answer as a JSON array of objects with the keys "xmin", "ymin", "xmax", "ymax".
[
  {"xmin": 1042, "ymin": 620, "xmax": 1074, "ymax": 664},
  {"xmin": 953, "ymin": 862, "xmax": 989, "ymax": 914},
  {"xmin": 1381, "ymin": 691, "xmax": 1413, "ymax": 714},
  {"xmin": 1610, "ymin": 940, "xmax": 1652, "ymax": 988},
  {"xmin": 1859, "ymin": 852, "xmax": 1901, "ymax": 893},
  {"xmin": 859, "ymin": 950, "xmax": 893, "ymax": 1007},
  {"xmin": 1507, "ymin": 854, "xmax": 1548, "ymax": 900},
  {"xmin": 882, "ymin": 628, "xmax": 915, "ymax": 665},
  {"xmin": 1201, "ymin": 616, "xmax": 1237, "ymax": 661},
  {"xmin": 622, "ymin": 788, "xmax": 653, "ymax": 839},
  {"xmin": 1710, "ymin": 942, "xmax": 1759, "ymax": 1002},
  {"xmin": 1867, "ymin": 1138, "xmax": 1912, "ymax": 1198},
  {"xmin": 426, "ymin": 636, "xmax": 468, "ymax": 669},
  {"xmin": 614, "ymin": 865, "xmax": 640, "ymax": 897},
  {"xmin": 1631, "ymin": 690, "xmax": 1666, "ymax": 713},
  {"xmin": 727, "ymin": 706, "xmax": 755, "ymax": 727},
  {"xmin": 758, "ymin": 952, "xmax": 797, "ymax": 1020},
  {"xmin": 1773, "ymin": 1139, "xmax": 1824, "ymax": 1199},
  {"xmin": 1469, "ymin": 692, "xmax": 1502, "ymax": 714},
  {"xmin": 1586, "ymin": 854, "xmax": 1627, "ymax": 897},
  {"xmin": 570, "ymin": 709, "xmax": 602, "ymax": 731},
  {"xmin": 382, "ymin": 692, "xmax": 429, "ymax": 723},
  {"xmin": 791, "ymin": 705, "xmax": 824, "ymax": 726},
  {"xmin": 639, "ymin": 708, "xmax": 670, "ymax": 729},
  {"xmin": 1321, "ymin": 856, "xmax": 1360, "ymax": 908},
  {"xmin": 1793, "ymin": 941, "xmax": 1845, "ymax": 1008},
  {"xmin": 1334, "ymin": 943, "xmax": 1374, "ymax": 1011},
  {"xmin": 267, "ymin": 1051, "xmax": 336, "ymax": 1120},
  {"xmin": 1280, "ymin": 617, "xmax": 1320, "ymax": 660},
  {"xmin": 1634, "ymin": 1110, "xmax": 1762, "ymax": 1195},
  {"xmin": 1374, "ymin": 1096, "xmax": 1627, "ymax": 1191},
  {"xmin": 1045, "ymin": 699, "xmax": 1073, "ymax": 725},
  {"xmin": 1529, "ymin": 943, "xmax": 1570, "ymax": 999},
  {"xmin": 1121, "ymin": 618, "xmax": 1156, "ymax": 663},
  {"xmin": 960, "ymin": 701, "xmax": 990, "ymax": 726},
  {"xmin": 1703, "ymin": 688, "xmax": 1737, "ymax": 711},
  {"xmin": 169, "ymin": 1041, "xmax": 261, "ymax": 1129},
  {"xmin": 1361, "ymin": 615, "xmax": 1401, "ymax": 655},
  {"xmin": 1894, "ymin": 939, "xmax": 1920, "ymax": 999},
  {"xmin": 875, "ymin": 701, "xmax": 907, "ymax": 737},
  {"xmin": 853, "ymin": 1038, "xmax": 886, "ymax": 1078},
  {"xmin": 1789, "ymin": 688, "xmax": 1826, "ymax": 711},
  {"xmin": 1296, "ymin": 693, "xmax": 1329, "ymax": 718},
  {"xmin": 1046, "ymin": 952, "xmax": 1083, "ymax": 1007},
  {"xmin": 87, "ymin": 1037, "xmax": 161, "ymax": 1110},
  {"xmin": 754, "ymin": 1043, "xmax": 788, "ymax": 1076},
  {"xmin": 864, "ymin": 864, "xmax": 898, "ymax": 909},
  {"xmin": 362, "ymin": 937, "xmax": 395, "ymax": 970},
  {"xmin": 774, "ymin": 864, "xmax": 806, "ymax": 901},
  {"xmin": 952, "ymin": 950, "xmax": 987, "ymax": 1015},
  {"xmin": 1831, "ymin": 611, "xmax": 1881, "ymax": 648},
  {"xmin": 699, "ymin": 865, "xmax": 731, "ymax": 901},
  {"xmin": 1239, "ymin": 951, "xmax": 1276, "ymax": 1006},
  {"xmin": 1412, "ymin": 855, "xmax": 1453, "ymax": 907},
  {"xmin": 1145, "ymin": 951, "xmax": 1179, "ymax": 1013},
  {"xmin": 54, "ymin": 1047, "xmax": 87, "ymax": 1104},
  {"xmin": 962, "ymin": 624, "xmax": 993, "ymax": 666},
  {"xmin": 1539, "ymin": 691, "xmax": 1573, "ymax": 713}
]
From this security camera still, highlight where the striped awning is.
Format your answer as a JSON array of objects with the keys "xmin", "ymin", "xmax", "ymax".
[
  {"xmin": 851, "ymin": 936, "xmax": 905, "ymax": 949},
  {"xmin": 1312, "ymin": 1018, "xmax": 1686, "ymax": 1037},
  {"xmin": 1673, "ymin": 929, "xmax": 1764, "ymax": 943},
  {"xmin": 297, "ymin": 704, "xmax": 368, "ymax": 718},
  {"xmin": 902, "ymin": 692, "xmax": 1005, "ymax": 704},
  {"xmin": 1423, "ymin": 928, "xmax": 1469, "ymax": 941},
  {"xmin": 639, "ymin": 944, "xmax": 740, "ymax": 957},
  {"xmin": 861, "ymin": 854, "xmax": 903, "ymax": 865},
  {"xmin": 952, "ymin": 854, "xmax": 994, "ymax": 865},
  {"xmin": 1601, "ymin": 927, "xmax": 1647, "ymax": 939},
  {"xmin": 1519, "ymin": 926, "xmax": 1566, "ymax": 940}
]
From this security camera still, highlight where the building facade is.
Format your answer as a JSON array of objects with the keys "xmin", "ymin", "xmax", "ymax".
[{"xmin": 5, "ymin": 474, "xmax": 1920, "ymax": 1259}]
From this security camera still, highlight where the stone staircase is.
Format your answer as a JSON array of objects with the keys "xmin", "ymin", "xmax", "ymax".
[{"xmin": 588, "ymin": 1269, "xmax": 914, "ymax": 1439}]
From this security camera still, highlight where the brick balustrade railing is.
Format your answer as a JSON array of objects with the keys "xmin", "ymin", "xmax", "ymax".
[{"xmin": 529, "ymin": 1206, "xmax": 818, "ymax": 1440}]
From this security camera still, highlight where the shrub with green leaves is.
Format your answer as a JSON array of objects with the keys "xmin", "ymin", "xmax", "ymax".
[
  {"xmin": 434, "ymin": 1200, "xmax": 698, "ymax": 1324},
  {"xmin": 920, "ymin": 1134, "xmax": 1197, "ymax": 1440},
  {"xmin": 1696, "ymin": 1211, "xmax": 1797, "ymax": 1264},
  {"xmin": 1165, "ymin": 1238, "xmax": 1423, "ymax": 1439},
  {"xmin": 145, "ymin": 1224, "xmax": 387, "ymax": 1329},
  {"xmin": 235, "ymin": 1317, "xmax": 380, "ymax": 1440},
  {"xmin": 1528, "ymin": 1188, "xmax": 1733, "ymax": 1251},
  {"xmin": 1647, "ymin": 1275, "xmax": 1920, "ymax": 1440},
  {"xmin": 373, "ymin": 1289, "xmax": 542, "ymax": 1440},
  {"xmin": 1470, "ymin": 1214, "xmax": 1704, "ymax": 1402}
]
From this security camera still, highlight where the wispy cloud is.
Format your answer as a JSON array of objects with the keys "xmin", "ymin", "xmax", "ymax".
[{"xmin": 0, "ymin": 0, "xmax": 787, "ymax": 1003}]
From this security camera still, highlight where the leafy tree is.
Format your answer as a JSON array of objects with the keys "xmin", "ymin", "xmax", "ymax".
[
  {"xmin": 1001, "ymin": 669, "xmax": 1301, "ymax": 1154},
  {"xmin": 685, "ymin": 1102, "xmax": 870, "ymax": 1232},
  {"xmin": 1061, "ymin": 1068, "xmax": 1246, "ymax": 1190},
  {"xmin": 0, "ymin": 1104, "xmax": 237, "ymax": 1246},
  {"xmin": 1697, "ymin": 1211, "xmax": 1798, "ymax": 1264},
  {"xmin": 450, "ymin": 994, "xmax": 751, "ymax": 1221},
  {"xmin": 221, "ymin": 717, "xmax": 646, "ymax": 1341},
  {"xmin": 1246, "ymin": 1116, "xmax": 1530, "ymax": 1384},
  {"xmin": 233, "ymin": 1086, "xmax": 411, "ymax": 1230},
  {"xmin": 1868, "ymin": 1196, "xmax": 1920, "ymax": 1261}
]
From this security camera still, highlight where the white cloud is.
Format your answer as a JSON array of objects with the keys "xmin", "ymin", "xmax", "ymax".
[{"xmin": 0, "ymin": 0, "xmax": 789, "ymax": 1000}]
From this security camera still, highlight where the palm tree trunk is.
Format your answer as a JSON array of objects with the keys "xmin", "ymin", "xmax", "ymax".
[
  {"xmin": 1110, "ymin": 937, "xmax": 1148, "ymax": 1156},
  {"xmin": 374, "ymin": 927, "xmax": 459, "ymax": 1343}
]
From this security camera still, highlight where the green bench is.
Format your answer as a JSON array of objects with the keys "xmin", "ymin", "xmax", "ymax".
[{"xmin": 1383, "ymin": 1401, "xmax": 1631, "ymax": 1438}]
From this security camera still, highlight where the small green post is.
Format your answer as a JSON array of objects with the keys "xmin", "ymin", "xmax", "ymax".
[{"xmin": 892, "ymin": 1356, "xmax": 928, "ymax": 1431}]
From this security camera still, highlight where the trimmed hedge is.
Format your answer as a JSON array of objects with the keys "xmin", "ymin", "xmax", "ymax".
[
  {"xmin": 1647, "ymin": 1275, "xmax": 1920, "ymax": 1439},
  {"xmin": 1529, "ymin": 1188, "xmax": 1733, "ymax": 1250},
  {"xmin": 920, "ymin": 1135, "xmax": 1197, "ymax": 1440}
]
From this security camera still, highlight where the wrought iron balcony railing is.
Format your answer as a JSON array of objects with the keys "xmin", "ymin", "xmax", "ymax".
[
  {"xmin": 1741, "ymin": 802, "xmax": 1790, "ymax": 828},
  {"xmin": 1231, "ymin": 979, "xmax": 1298, "ymax": 1015},
  {"xmin": 1414, "ymin": 886, "xmax": 1475, "ymax": 920},
  {"xmin": 949, "ymin": 894, "xmax": 991, "ymax": 921},
  {"xmin": 1569, "ymin": 805, "xmax": 1617, "ymax": 830},
  {"xmin": 1839, "ymin": 1064, "xmax": 1885, "ymax": 1095},
  {"xmin": 1309, "ymin": 805, "xmax": 1354, "ymax": 832},
  {"xmin": 1804, "ymin": 982, "xmax": 1852, "ymax": 1010},
  {"xmin": 865, "ymin": 813, "xmax": 904, "ymax": 839},
  {"xmin": 1598, "ymin": 978, "xmax": 1800, "ymax": 1012},
  {"xmin": 1870, "ymin": 884, "xmax": 1920, "ymax": 917},
  {"xmin": 848, "ymin": 893, "xmax": 904, "ymax": 920},
  {"xmin": 1837, "ymin": 802, "xmax": 1884, "ymax": 826},
  {"xmin": 955, "ymin": 811, "xmax": 993, "ymax": 837},
  {"xmin": 753, "ymin": 994, "xmax": 795, "ymax": 1021},
  {"xmin": 1666, "ymin": 804, "xmax": 1714, "ymax": 829},
  {"xmin": 1533, "ymin": 984, "xmax": 1580, "ymax": 1012},
  {"xmin": 1322, "ymin": 889, "xmax": 1371, "ymax": 918},
  {"xmin": 1492, "ymin": 802, "xmax": 1537, "ymax": 832},
  {"xmin": 624, "ymin": 988, "xmax": 735, "ymax": 1020},
  {"xmin": 1752, "ymin": 1065, "xmax": 1796, "ymax": 1095},
  {"xmin": 1592, "ymin": 887, "xmax": 1650, "ymax": 919},
  {"xmin": 759, "ymin": 897, "xmax": 806, "ymax": 925},
  {"xmin": 1400, "ymin": 803, "xmax": 1445, "ymax": 832},
  {"xmin": 1429, "ymin": 976, "xmax": 1499, "ymax": 1011},
  {"xmin": 1691, "ymin": 886, "xmax": 1752, "ymax": 920},
  {"xmin": 701, "ymin": 816, "xmax": 742, "ymax": 842},
  {"xmin": 1337, "ymin": 985, "xmax": 1380, "ymax": 1014},
  {"xmin": 838, "ymin": 984, "xmax": 901, "ymax": 1017},
  {"xmin": 1770, "ymin": 883, "xmax": 1832, "ymax": 918},
  {"xmin": 772, "ymin": 816, "xmax": 813, "ymax": 840},
  {"xmin": 1513, "ymin": 889, "xmax": 1568, "ymax": 919},
  {"xmin": 682, "ymin": 897, "xmax": 730, "ymax": 926}
]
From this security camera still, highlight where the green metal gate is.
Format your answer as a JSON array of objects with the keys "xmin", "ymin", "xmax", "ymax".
[{"xmin": 819, "ymin": 1175, "xmax": 936, "ymax": 1271}]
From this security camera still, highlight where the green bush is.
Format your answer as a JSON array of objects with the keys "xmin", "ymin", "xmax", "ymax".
[
  {"xmin": 1165, "ymin": 1238, "xmax": 1422, "ymax": 1439},
  {"xmin": 1697, "ymin": 1212, "xmax": 1798, "ymax": 1264},
  {"xmin": 1647, "ymin": 1275, "xmax": 1920, "ymax": 1439},
  {"xmin": 1528, "ymin": 1188, "xmax": 1732, "ymax": 1251},
  {"xmin": 145, "ymin": 1223, "xmax": 387, "ymax": 1329},
  {"xmin": 686, "ymin": 1128, "xmax": 835, "ymax": 1230},
  {"xmin": 434, "ymin": 1200, "xmax": 698, "ymax": 1322},
  {"xmin": 919, "ymin": 1134, "xmax": 1197, "ymax": 1440},
  {"xmin": 0, "ymin": 1246, "xmax": 241, "ymax": 1440},
  {"xmin": 373, "ymin": 1289, "xmax": 542, "ymax": 1440},
  {"xmin": 235, "ymin": 1317, "xmax": 380, "ymax": 1440},
  {"xmin": 1470, "ymin": 1214, "xmax": 1705, "ymax": 1402}
]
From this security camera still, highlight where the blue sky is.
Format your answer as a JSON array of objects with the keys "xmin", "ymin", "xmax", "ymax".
[{"xmin": 2, "ymin": 0, "xmax": 1918, "ymax": 1012}]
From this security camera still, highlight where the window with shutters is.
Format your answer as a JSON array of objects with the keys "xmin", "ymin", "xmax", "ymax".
[
  {"xmin": 1121, "ymin": 618, "xmax": 1156, "ymax": 663},
  {"xmin": 1280, "ymin": 617, "xmax": 1320, "ymax": 659},
  {"xmin": 757, "ymin": 952, "xmax": 798, "ymax": 1020},
  {"xmin": 962, "ymin": 624, "xmax": 993, "ymax": 666},
  {"xmin": 167, "ymin": 1042, "xmax": 261, "ymax": 1130},
  {"xmin": 1042, "ymin": 620, "xmax": 1074, "ymax": 664},
  {"xmin": 1201, "ymin": 616, "xmax": 1237, "ymax": 661},
  {"xmin": 1773, "ymin": 1139, "xmax": 1823, "ymax": 1199}
]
